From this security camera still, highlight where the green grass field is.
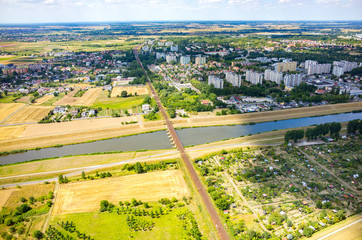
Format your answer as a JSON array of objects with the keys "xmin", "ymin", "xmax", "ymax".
[
  {"xmin": 51, "ymin": 206, "xmax": 195, "ymax": 240},
  {"xmin": 0, "ymin": 39, "xmax": 141, "ymax": 57},
  {"xmin": 0, "ymin": 56, "xmax": 17, "ymax": 61},
  {"xmin": 93, "ymin": 93, "xmax": 145, "ymax": 110},
  {"xmin": 0, "ymin": 95, "xmax": 17, "ymax": 103}
]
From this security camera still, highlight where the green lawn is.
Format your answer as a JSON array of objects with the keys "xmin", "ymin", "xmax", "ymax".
[
  {"xmin": 93, "ymin": 95, "xmax": 145, "ymax": 110},
  {"xmin": 51, "ymin": 207, "xmax": 190, "ymax": 240},
  {"xmin": 0, "ymin": 94, "xmax": 19, "ymax": 103},
  {"xmin": 0, "ymin": 56, "xmax": 17, "ymax": 61}
]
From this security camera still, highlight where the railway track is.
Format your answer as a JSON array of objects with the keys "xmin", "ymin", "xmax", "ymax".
[{"xmin": 133, "ymin": 47, "xmax": 230, "ymax": 240}]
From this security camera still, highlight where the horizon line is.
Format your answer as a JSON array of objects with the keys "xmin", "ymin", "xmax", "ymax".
[{"xmin": 0, "ymin": 20, "xmax": 362, "ymax": 25}]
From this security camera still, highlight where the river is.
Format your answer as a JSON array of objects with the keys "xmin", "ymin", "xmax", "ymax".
[{"xmin": 0, "ymin": 112, "xmax": 361, "ymax": 165}]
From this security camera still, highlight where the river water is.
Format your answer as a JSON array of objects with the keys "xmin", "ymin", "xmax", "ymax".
[{"xmin": 0, "ymin": 112, "xmax": 361, "ymax": 165}]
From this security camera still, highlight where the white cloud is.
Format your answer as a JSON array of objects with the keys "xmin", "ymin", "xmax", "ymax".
[{"xmin": 316, "ymin": 0, "xmax": 340, "ymax": 4}]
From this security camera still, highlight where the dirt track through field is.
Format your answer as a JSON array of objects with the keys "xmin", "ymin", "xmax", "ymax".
[
  {"xmin": 34, "ymin": 95, "xmax": 54, "ymax": 105},
  {"xmin": 134, "ymin": 46, "xmax": 230, "ymax": 240},
  {"xmin": 74, "ymin": 88, "xmax": 102, "ymax": 106},
  {"xmin": 3, "ymin": 106, "xmax": 53, "ymax": 124},
  {"xmin": 0, "ymin": 103, "xmax": 25, "ymax": 122},
  {"xmin": 52, "ymin": 170, "xmax": 189, "ymax": 215}
]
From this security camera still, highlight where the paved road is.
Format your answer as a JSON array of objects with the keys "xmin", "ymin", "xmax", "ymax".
[
  {"xmin": 0, "ymin": 139, "xmax": 278, "ymax": 184},
  {"xmin": 134, "ymin": 46, "xmax": 230, "ymax": 240}
]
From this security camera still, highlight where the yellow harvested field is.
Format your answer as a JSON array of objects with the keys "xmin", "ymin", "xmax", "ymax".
[
  {"xmin": 74, "ymin": 88, "xmax": 102, "ymax": 106},
  {"xmin": 34, "ymin": 95, "xmax": 54, "ymax": 105},
  {"xmin": 66, "ymin": 83, "xmax": 90, "ymax": 89},
  {"xmin": 53, "ymin": 170, "xmax": 189, "ymax": 215},
  {"xmin": 20, "ymin": 116, "xmax": 138, "ymax": 137},
  {"xmin": 4, "ymin": 183, "xmax": 55, "ymax": 209},
  {"xmin": 310, "ymin": 215, "xmax": 362, "ymax": 240},
  {"xmin": 111, "ymin": 86, "xmax": 149, "ymax": 97},
  {"xmin": 53, "ymin": 89, "xmax": 78, "ymax": 105},
  {"xmin": 0, "ymin": 125, "xmax": 27, "ymax": 141},
  {"xmin": 0, "ymin": 103, "xmax": 25, "ymax": 122},
  {"xmin": 3, "ymin": 106, "xmax": 53, "ymax": 124},
  {"xmin": 0, "ymin": 189, "xmax": 15, "ymax": 207}
]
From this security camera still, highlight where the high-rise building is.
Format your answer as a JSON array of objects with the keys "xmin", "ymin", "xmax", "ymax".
[
  {"xmin": 166, "ymin": 54, "xmax": 177, "ymax": 63},
  {"xmin": 208, "ymin": 75, "xmax": 224, "ymax": 89},
  {"xmin": 304, "ymin": 60, "xmax": 318, "ymax": 70},
  {"xmin": 170, "ymin": 45, "xmax": 178, "ymax": 52},
  {"xmin": 195, "ymin": 56, "xmax": 206, "ymax": 65},
  {"xmin": 180, "ymin": 56, "xmax": 190, "ymax": 65},
  {"xmin": 225, "ymin": 71, "xmax": 241, "ymax": 87},
  {"xmin": 307, "ymin": 64, "xmax": 331, "ymax": 75},
  {"xmin": 332, "ymin": 61, "xmax": 358, "ymax": 77},
  {"xmin": 332, "ymin": 65, "xmax": 344, "ymax": 77},
  {"xmin": 284, "ymin": 73, "xmax": 303, "ymax": 87},
  {"xmin": 275, "ymin": 62, "xmax": 297, "ymax": 72},
  {"xmin": 264, "ymin": 69, "xmax": 283, "ymax": 84},
  {"xmin": 245, "ymin": 71, "xmax": 263, "ymax": 85},
  {"xmin": 156, "ymin": 52, "xmax": 166, "ymax": 59}
]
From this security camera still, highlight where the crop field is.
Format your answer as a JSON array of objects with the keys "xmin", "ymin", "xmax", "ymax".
[
  {"xmin": 53, "ymin": 89, "xmax": 78, "ymax": 105},
  {"xmin": 52, "ymin": 170, "xmax": 189, "ymax": 215},
  {"xmin": 74, "ymin": 88, "xmax": 102, "ymax": 106},
  {"xmin": 0, "ymin": 103, "xmax": 25, "ymax": 122},
  {"xmin": 3, "ymin": 183, "xmax": 55, "ymax": 209},
  {"xmin": 2, "ymin": 105, "xmax": 53, "ymax": 124},
  {"xmin": 93, "ymin": 90, "xmax": 145, "ymax": 109},
  {"xmin": 0, "ymin": 189, "xmax": 15, "ymax": 208},
  {"xmin": 0, "ymin": 125, "xmax": 27, "ymax": 141},
  {"xmin": 111, "ymin": 85, "xmax": 149, "ymax": 97},
  {"xmin": 34, "ymin": 94, "xmax": 54, "ymax": 105}
]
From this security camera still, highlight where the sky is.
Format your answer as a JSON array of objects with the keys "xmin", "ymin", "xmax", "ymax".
[{"xmin": 0, "ymin": 0, "xmax": 361, "ymax": 23}]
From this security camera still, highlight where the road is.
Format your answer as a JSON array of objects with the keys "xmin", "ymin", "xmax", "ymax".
[
  {"xmin": 133, "ymin": 46, "xmax": 230, "ymax": 240},
  {"xmin": 0, "ymin": 138, "xmax": 280, "ymax": 186},
  {"xmin": 310, "ymin": 215, "xmax": 362, "ymax": 240}
]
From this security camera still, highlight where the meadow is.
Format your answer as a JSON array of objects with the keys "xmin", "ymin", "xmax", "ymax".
[{"xmin": 93, "ymin": 90, "xmax": 145, "ymax": 110}]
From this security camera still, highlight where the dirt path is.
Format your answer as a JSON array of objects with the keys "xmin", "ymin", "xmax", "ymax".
[
  {"xmin": 212, "ymin": 157, "xmax": 268, "ymax": 232},
  {"xmin": 300, "ymin": 150, "xmax": 360, "ymax": 194},
  {"xmin": 42, "ymin": 181, "xmax": 59, "ymax": 232}
]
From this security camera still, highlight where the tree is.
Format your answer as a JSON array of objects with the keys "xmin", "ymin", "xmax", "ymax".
[
  {"xmin": 303, "ymin": 227, "xmax": 313, "ymax": 238},
  {"xmin": 316, "ymin": 200, "xmax": 323, "ymax": 209},
  {"xmin": 329, "ymin": 122, "xmax": 342, "ymax": 137},
  {"xmin": 81, "ymin": 171, "xmax": 86, "ymax": 179},
  {"xmin": 121, "ymin": 90, "xmax": 128, "ymax": 98},
  {"xmin": 100, "ymin": 200, "xmax": 109, "ymax": 212},
  {"xmin": 16, "ymin": 204, "xmax": 31, "ymax": 214},
  {"xmin": 215, "ymin": 198, "xmax": 230, "ymax": 210},
  {"xmin": 33, "ymin": 230, "xmax": 44, "ymax": 239},
  {"xmin": 167, "ymin": 108, "xmax": 176, "ymax": 118},
  {"xmin": 347, "ymin": 119, "xmax": 360, "ymax": 134},
  {"xmin": 135, "ymin": 162, "xmax": 144, "ymax": 174}
]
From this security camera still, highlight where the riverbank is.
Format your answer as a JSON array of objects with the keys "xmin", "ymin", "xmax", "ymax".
[
  {"xmin": 0, "ymin": 121, "xmax": 350, "ymax": 186},
  {"xmin": 0, "ymin": 102, "xmax": 360, "ymax": 152},
  {"xmin": 171, "ymin": 102, "xmax": 362, "ymax": 128}
]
